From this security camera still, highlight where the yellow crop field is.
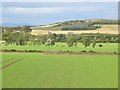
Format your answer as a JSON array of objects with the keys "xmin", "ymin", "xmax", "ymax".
[{"xmin": 31, "ymin": 25, "xmax": 118, "ymax": 35}]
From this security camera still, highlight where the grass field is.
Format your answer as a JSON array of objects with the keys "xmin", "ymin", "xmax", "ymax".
[
  {"xmin": 2, "ymin": 53, "xmax": 118, "ymax": 88},
  {"xmin": 2, "ymin": 43, "xmax": 118, "ymax": 53},
  {"xmin": 1, "ymin": 43, "xmax": 118, "ymax": 88}
]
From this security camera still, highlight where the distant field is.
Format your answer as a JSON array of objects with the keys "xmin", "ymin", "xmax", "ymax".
[
  {"xmin": 31, "ymin": 25, "xmax": 118, "ymax": 35},
  {"xmin": 2, "ymin": 43, "xmax": 118, "ymax": 53},
  {"xmin": 2, "ymin": 53, "xmax": 118, "ymax": 88}
]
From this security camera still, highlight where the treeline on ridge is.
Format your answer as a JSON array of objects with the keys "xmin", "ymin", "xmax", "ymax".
[{"xmin": 60, "ymin": 20, "xmax": 118, "ymax": 30}]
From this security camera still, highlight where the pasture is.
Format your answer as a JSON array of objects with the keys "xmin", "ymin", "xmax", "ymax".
[
  {"xmin": 2, "ymin": 53, "xmax": 118, "ymax": 88},
  {"xmin": 2, "ymin": 43, "xmax": 118, "ymax": 53}
]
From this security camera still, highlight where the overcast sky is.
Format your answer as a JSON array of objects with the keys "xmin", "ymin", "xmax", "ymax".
[{"xmin": 1, "ymin": 2, "xmax": 118, "ymax": 26}]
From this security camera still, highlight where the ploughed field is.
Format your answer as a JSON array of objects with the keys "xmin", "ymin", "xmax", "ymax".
[{"xmin": 2, "ymin": 53, "xmax": 118, "ymax": 88}]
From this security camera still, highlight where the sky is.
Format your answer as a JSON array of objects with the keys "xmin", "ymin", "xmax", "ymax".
[
  {"xmin": 1, "ymin": 0, "xmax": 119, "ymax": 2},
  {"xmin": 1, "ymin": 2, "xmax": 118, "ymax": 26}
]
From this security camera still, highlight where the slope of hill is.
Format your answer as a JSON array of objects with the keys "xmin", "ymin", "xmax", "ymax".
[
  {"xmin": 31, "ymin": 25, "xmax": 118, "ymax": 35},
  {"xmin": 31, "ymin": 19, "xmax": 118, "ymax": 31},
  {"xmin": 31, "ymin": 19, "xmax": 118, "ymax": 35}
]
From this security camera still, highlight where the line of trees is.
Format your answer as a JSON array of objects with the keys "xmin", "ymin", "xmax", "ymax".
[
  {"xmin": 65, "ymin": 33, "xmax": 119, "ymax": 47},
  {"xmin": 2, "ymin": 26, "xmax": 119, "ymax": 48},
  {"xmin": 61, "ymin": 20, "xmax": 118, "ymax": 30},
  {"xmin": 94, "ymin": 20, "xmax": 118, "ymax": 24},
  {"xmin": 2, "ymin": 26, "xmax": 32, "ymax": 45},
  {"xmin": 61, "ymin": 22, "xmax": 101, "ymax": 30},
  {"xmin": 50, "ymin": 19, "xmax": 119, "ymax": 31}
]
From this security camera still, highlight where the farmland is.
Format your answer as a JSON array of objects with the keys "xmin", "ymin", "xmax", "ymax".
[
  {"xmin": 1, "ymin": 19, "xmax": 119, "ymax": 88},
  {"xmin": 31, "ymin": 25, "xmax": 118, "ymax": 35},
  {"xmin": 2, "ymin": 43, "xmax": 118, "ymax": 53},
  {"xmin": 2, "ymin": 53, "xmax": 118, "ymax": 88}
]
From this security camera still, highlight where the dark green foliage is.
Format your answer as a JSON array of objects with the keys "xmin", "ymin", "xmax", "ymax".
[
  {"xmin": 2, "ymin": 24, "xmax": 119, "ymax": 48},
  {"xmin": 66, "ymin": 33, "xmax": 78, "ymax": 47},
  {"xmin": 61, "ymin": 22, "xmax": 101, "ymax": 30},
  {"xmin": 94, "ymin": 20, "xmax": 118, "ymax": 24},
  {"xmin": 2, "ymin": 26, "xmax": 31, "ymax": 46},
  {"xmin": 88, "ymin": 50, "xmax": 96, "ymax": 53},
  {"xmin": 99, "ymin": 44, "xmax": 103, "ymax": 47},
  {"xmin": 92, "ymin": 36, "xmax": 97, "ymax": 48},
  {"xmin": 58, "ymin": 19, "xmax": 117, "ymax": 30},
  {"xmin": 81, "ymin": 50, "xmax": 87, "ymax": 53},
  {"xmin": 55, "ymin": 34, "xmax": 66, "ymax": 42},
  {"xmin": 81, "ymin": 36, "xmax": 91, "ymax": 47},
  {"xmin": 47, "ymin": 32, "xmax": 57, "ymax": 40}
]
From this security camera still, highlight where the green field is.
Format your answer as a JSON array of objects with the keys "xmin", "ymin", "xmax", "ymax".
[
  {"xmin": 1, "ymin": 43, "xmax": 118, "ymax": 88},
  {"xmin": 2, "ymin": 43, "xmax": 118, "ymax": 53},
  {"xmin": 2, "ymin": 53, "xmax": 118, "ymax": 88}
]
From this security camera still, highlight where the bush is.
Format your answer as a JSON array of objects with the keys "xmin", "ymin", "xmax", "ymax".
[
  {"xmin": 17, "ymin": 50, "xmax": 21, "ymax": 52},
  {"xmin": 88, "ymin": 50, "xmax": 96, "ymax": 53},
  {"xmin": 113, "ymin": 52, "xmax": 117, "ymax": 54},
  {"xmin": 66, "ymin": 50, "xmax": 69, "ymax": 52},
  {"xmin": 99, "ymin": 44, "xmax": 103, "ymax": 47},
  {"xmin": 10, "ymin": 49, "xmax": 17, "ymax": 52},
  {"xmin": 28, "ymin": 50, "xmax": 36, "ymax": 52},
  {"xmin": 81, "ymin": 50, "xmax": 87, "ymax": 53},
  {"xmin": 38, "ymin": 50, "xmax": 42, "ymax": 52},
  {"xmin": 3, "ymin": 49, "xmax": 9, "ymax": 52}
]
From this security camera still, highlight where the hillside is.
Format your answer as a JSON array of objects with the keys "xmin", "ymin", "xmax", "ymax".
[{"xmin": 31, "ymin": 19, "xmax": 118, "ymax": 35}]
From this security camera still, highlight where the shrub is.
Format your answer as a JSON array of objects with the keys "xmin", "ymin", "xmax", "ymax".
[
  {"xmin": 88, "ymin": 50, "xmax": 96, "ymax": 53},
  {"xmin": 10, "ymin": 49, "xmax": 17, "ymax": 52},
  {"xmin": 66, "ymin": 50, "xmax": 69, "ymax": 52},
  {"xmin": 28, "ymin": 50, "xmax": 35, "ymax": 52},
  {"xmin": 81, "ymin": 50, "xmax": 87, "ymax": 53},
  {"xmin": 99, "ymin": 44, "xmax": 103, "ymax": 47},
  {"xmin": 113, "ymin": 52, "xmax": 117, "ymax": 54}
]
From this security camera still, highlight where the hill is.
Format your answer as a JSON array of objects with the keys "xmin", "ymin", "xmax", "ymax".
[{"xmin": 31, "ymin": 19, "xmax": 118, "ymax": 35}]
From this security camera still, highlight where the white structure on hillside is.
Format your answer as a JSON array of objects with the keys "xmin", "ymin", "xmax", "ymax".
[{"xmin": 47, "ymin": 39, "xmax": 52, "ymax": 44}]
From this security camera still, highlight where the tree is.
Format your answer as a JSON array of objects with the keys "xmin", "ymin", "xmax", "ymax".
[
  {"xmin": 47, "ymin": 32, "xmax": 57, "ymax": 40},
  {"xmin": 67, "ymin": 37, "xmax": 77, "ymax": 47},
  {"xmin": 40, "ymin": 35, "xmax": 47, "ymax": 45},
  {"xmin": 82, "ymin": 36, "xmax": 91, "ymax": 47},
  {"xmin": 66, "ymin": 33, "xmax": 78, "ymax": 47},
  {"xmin": 55, "ymin": 34, "xmax": 66, "ymax": 42},
  {"xmin": 92, "ymin": 36, "xmax": 97, "ymax": 48},
  {"xmin": 22, "ymin": 26, "xmax": 32, "ymax": 35}
]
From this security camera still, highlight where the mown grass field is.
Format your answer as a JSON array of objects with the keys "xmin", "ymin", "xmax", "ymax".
[
  {"xmin": 2, "ymin": 53, "xmax": 118, "ymax": 88},
  {"xmin": 2, "ymin": 43, "xmax": 118, "ymax": 53}
]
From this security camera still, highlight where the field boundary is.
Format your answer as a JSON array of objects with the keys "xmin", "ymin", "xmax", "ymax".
[
  {"xmin": 43, "ymin": 51, "xmax": 119, "ymax": 55},
  {"xmin": 1, "ymin": 50, "xmax": 119, "ymax": 55}
]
